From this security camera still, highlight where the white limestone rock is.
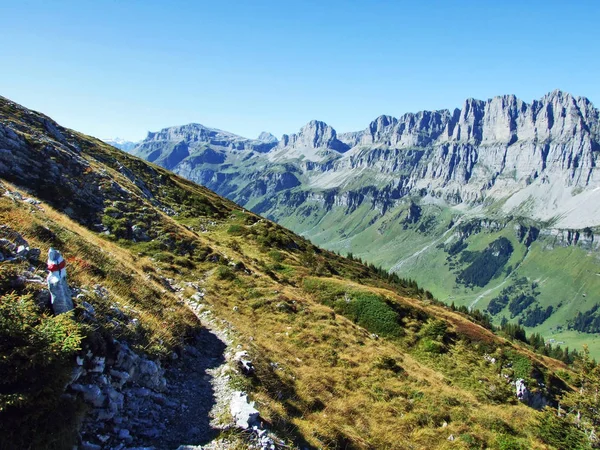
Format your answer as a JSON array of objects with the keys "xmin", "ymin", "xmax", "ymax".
[{"xmin": 230, "ymin": 391, "xmax": 259, "ymax": 429}]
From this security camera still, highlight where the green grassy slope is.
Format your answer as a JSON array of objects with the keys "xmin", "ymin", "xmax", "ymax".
[{"xmin": 265, "ymin": 195, "xmax": 600, "ymax": 359}]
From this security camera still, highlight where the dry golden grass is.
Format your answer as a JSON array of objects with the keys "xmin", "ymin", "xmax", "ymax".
[
  {"xmin": 195, "ymin": 258, "xmax": 556, "ymax": 449},
  {"xmin": 0, "ymin": 182, "xmax": 198, "ymax": 356}
]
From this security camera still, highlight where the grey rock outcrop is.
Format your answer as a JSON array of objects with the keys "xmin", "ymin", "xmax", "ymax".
[
  {"xmin": 279, "ymin": 120, "xmax": 349, "ymax": 153},
  {"xmin": 71, "ymin": 336, "xmax": 170, "ymax": 448},
  {"xmin": 234, "ymin": 350, "xmax": 255, "ymax": 375},
  {"xmin": 257, "ymin": 131, "xmax": 278, "ymax": 144},
  {"xmin": 516, "ymin": 378, "xmax": 528, "ymax": 402},
  {"xmin": 230, "ymin": 391, "xmax": 259, "ymax": 429},
  {"xmin": 0, "ymin": 96, "xmax": 177, "ymax": 229}
]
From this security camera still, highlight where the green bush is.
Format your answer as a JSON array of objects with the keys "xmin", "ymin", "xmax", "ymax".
[
  {"xmin": 269, "ymin": 250, "xmax": 284, "ymax": 262},
  {"xmin": 102, "ymin": 215, "xmax": 130, "ymax": 239},
  {"xmin": 333, "ymin": 292, "xmax": 401, "ymax": 338},
  {"xmin": 421, "ymin": 338, "xmax": 446, "ymax": 354},
  {"xmin": 227, "ymin": 224, "xmax": 246, "ymax": 235},
  {"xmin": 495, "ymin": 434, "xmax": 527, "ymax": 450},
  {"xmin": 419, "ymin": 319, "xmax": 448, "ymax": 340},
  {"xmin": 536, "ymin": 410, "xmax": 590, "ymax": 450},
  {"xmin": 508, "ymin": 352, "xmax": 532, "ymax": 380},
  {"xmin": 0, "ymin": 293, "xmax": 84, "ymax": 449},
  {"xmin": 174, "ymin": 256, "xmax": 195, "ymax": 269},
  {"xmin": 459, "ymin": 433, "xmax": 484, "ymax": 449},
  {"xmin": 216, "ymin": 266, "xmax": 236, "ymax": 281},
  {"xmin": 154, "ymin": 252, "xmax": 175, "ymax": 263}
]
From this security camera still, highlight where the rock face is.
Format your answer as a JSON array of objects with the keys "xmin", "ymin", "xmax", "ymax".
[
  {"xmin": 133, "ymin": 123, "xmax": 278, "ymax": 171},
  {"xmin": 516, "ymin": 378, "xmax": 528, "ymax": 402},
  {"xmin": 230, "ymin": 391, "xmax": 259, "ymax": 429},
  {"xmin": 257, "ymin": 131, "xmax": 278, "ymax": 144},
  {"xmin": 278, "ymin": 120, "xmax": 349, "ymax": 153}
]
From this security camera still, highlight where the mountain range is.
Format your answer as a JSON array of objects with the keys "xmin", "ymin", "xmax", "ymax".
[
  {"xmin": 130, "ymin": 90, "xmax": 600, "ymax": 357},
  {"xmin": 102, "ymin": 137, "xmax": 138, "ymax": 152}
]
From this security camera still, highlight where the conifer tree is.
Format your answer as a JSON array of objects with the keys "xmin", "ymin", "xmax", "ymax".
[{"xmin": 561, "ymin": 345, "xmax": 600, "ymax": 445}]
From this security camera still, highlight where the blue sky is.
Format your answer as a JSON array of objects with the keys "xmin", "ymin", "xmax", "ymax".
[{"xmin": 1, "ymin": 0, "xmax": 599, "ymax": 141}]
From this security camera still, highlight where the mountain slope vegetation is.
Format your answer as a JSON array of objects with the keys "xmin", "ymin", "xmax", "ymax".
[{"xmin": 0, "ymin": 95, "xmax": 598, "ymax": 449}]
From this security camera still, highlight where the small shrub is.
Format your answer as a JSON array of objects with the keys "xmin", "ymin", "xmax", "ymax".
[
  {"xmin": 419, "ymin": 319, "xmax": 448, "ymax": 341},
  {"xmin": 102, "ymin": 215, "xmax": 130, "ymax": 239},
  {"xmin": 509, "ymin": 352, "xmax": 532, "ymax": 380},
  {"xmin": 174, "ymin": 256, "xmax": 195, "ymax": 269},
  {"xmin": 216, "ymin": 266, "xmax": 236, "ymax": 281},
  {"xmin": 496, "ymin": 434, "xmax": 527, "ymax": 450},
  {"xmin": 154, "ymin": 252, "xmax": 175, "ymax": 263},
  {"xmin": 536, "ymin": 410, "xmax": 590, "ymax": 450},
  {"xmin": 0, "ymin": 293, "xmax": 84, "ymax": 449},
  {"xmin": 229, "ymin": 240, "xmax": 242, "ymax": 252},
  {"xmin": 269, "ymin": 250, "xmax": 284, "ymax": 262},
  {"xmin": 227, "ymin": 224, "xmax": 246, "ymax": 236},
  {"xmin": 333, "ymin": 292, "xmax": 402, "ymax": 338},
  {"xmin": 373, "ymin": 355, "xmax": 404, "ymax": 374},
  {"xmin": 421, "ymin": 338, "xmax": 446, "ymax": 354},
  {"xmin": 459, "ymin": 433, "xmax": 484, "ymax": 449}
]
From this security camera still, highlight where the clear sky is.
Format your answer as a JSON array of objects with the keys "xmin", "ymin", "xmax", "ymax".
[{"xmin": 1, "ymin": 0, "xmax": 599, "ymax": 141}]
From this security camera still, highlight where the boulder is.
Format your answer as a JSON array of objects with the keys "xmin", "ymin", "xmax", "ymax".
[
  {"xmin": 132, "ymin": 224, "xmax": 151, "ymax": 242},
  {"xmin": 516, "ymin": 378, "xmax": 529, "ymax": 402},
  {"xmin": 234, "ymin": 350, "xmax": 255, "ymax": 375},
  {"xmin": 109, "ymin": 369, "xmax": 130, "ymax": 388},
  {"xmin": 230, "ymin": 391, "xmax": 259, "ymax": 429},
  {"xmin": 137, "ymin": 359, "xmax": 165, "ymax": 391},
  {"xmin": 90, "ymin": 356, "xmax": 105, "ymax": 373},
  {"xmin": 23, "ymin": 246, "xmax": 40, "ymax": 261},
  {"xmin": 71, "ymin": 383, "xmax": 105, "ymax": 408}
]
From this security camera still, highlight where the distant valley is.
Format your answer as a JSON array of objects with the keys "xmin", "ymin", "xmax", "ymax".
[{"xmin": 130, "ymin": 90, "xmax": 600, "ymax": 356}]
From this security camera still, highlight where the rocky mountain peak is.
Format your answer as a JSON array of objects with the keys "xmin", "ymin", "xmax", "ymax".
[
  {"xmin": 279, "ymin": 120, "xmax": 350, "ymax": 153},
  {"xmin": 257, "ymin": 132, "xmax": 278, "ymax": 143},
  {"xmin": 133, "ymin": 123, "xmax": 278, "ymax": 169},
  {"xmin": 370, "ymin": 115, "xmax": 398, "ymax": 133},
  {"xmin": 103, "ymin": 138, "xmax": 138, "ymax": 152},
  {"xmin": 543, "ymin": 89, "xmax": 573, "ymax": 102},
  {"xmin": 144, "ymin": 123, "xmax": 228, "ymax": 143},
  {"xmin": 299, "ymin": 120, "xmax": 337, "ymax": 147},
  {"xmin": 353, "ymin": 90, "xmax": 600, "ymax": 148}
]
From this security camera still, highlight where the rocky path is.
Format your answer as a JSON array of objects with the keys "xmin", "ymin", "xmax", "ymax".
[
  {"xmin": 149, "ymin": 328, "xmax": 228, "ymax": 449},
  {"xmin": 0, "ymin": 216, "xmax": 256, "ymax": 450},
  {"xmin": 76, "ymin": 281, "xmax": 240, "ymax": 450},
  {"xmin": 149, "ymin": 282, "xmax": 238, "ymax": 450}
]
